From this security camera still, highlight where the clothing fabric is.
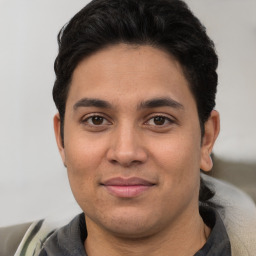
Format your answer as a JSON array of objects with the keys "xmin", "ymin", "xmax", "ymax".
[
  {"xmin": 37, "ymin": 206, "xmax": 231, "ymax": 256},
  {"xmin": 195, "ymin": 206, "xmax": 231, "ymax": 256},
  {"xmin": 0, "ymin": 222, "xmax": 32, "ymax": 256}
]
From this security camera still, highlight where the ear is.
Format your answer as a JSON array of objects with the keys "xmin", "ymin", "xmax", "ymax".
[
  {"xmin": 53, "ymin": 113, "xmax": 66, "ymax": 166},
  {"xmin": 200, "ymin": 110, "xmax": 220, "ymax": 172}
]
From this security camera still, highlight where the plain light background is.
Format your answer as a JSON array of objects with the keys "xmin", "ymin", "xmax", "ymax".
[{"xmin": 0, "ymin": 0, "xmax": 255, "ymax": 226}]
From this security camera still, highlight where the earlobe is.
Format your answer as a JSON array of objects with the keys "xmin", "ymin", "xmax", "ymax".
[
  {"xmin": 53, "ymin": 113, "xmax": 66, "ymax": 166},
  {"xmin": 200, "ymin": 110, "xmax": 220, "ymax": 172}
]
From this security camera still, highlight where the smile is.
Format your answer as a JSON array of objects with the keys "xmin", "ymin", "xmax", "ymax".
[{"xmin": 101, "ymin": 177, "xmax": 156, "ymax": 198}]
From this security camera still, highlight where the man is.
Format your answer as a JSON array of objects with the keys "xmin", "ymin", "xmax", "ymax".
[
  {"xmin": 1, "ymin": 0, "xmax": 256, "ymax": 255},
  {"xmin": 49, "ymin": 0, "xmax": 225, "ymax": 254}
]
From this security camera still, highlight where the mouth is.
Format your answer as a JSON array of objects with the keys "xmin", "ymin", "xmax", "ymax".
[{"xmin": 101, "ymin": 177, "xmax": 156, "ymax": 198}]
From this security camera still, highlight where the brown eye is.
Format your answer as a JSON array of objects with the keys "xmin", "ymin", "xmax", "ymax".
[
  {"xmin": 153, "ymin": 116, "xmax": 166, "ymax": 125},
  {"xmin": 83, "ymin": 115, "xmax": 110, "ymax": 126},
  {"xmin": 146, "ymin": 115, "xmax": 174, "ymax": 127},
  {"xmin": 91, "ymin": 116, "xmax": 104, "ymax": 125}
]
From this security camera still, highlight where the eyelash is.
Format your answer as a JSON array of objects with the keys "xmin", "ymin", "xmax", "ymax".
[
  {"xmin": 81, "ymin": 114, "xmax": 112, "ymax": 127},
  {"xmin": 81, "ymin": 113, "xmax": 175, "ymax": 128},
  {"xmin": 145, "ymin": 115, "xmax": 175, "ymax": 127}
]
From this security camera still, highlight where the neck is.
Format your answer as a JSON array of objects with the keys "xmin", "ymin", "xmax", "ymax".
[{"xmin": 84, "ymin": 206, "xmax": 210, "ymax": 256}]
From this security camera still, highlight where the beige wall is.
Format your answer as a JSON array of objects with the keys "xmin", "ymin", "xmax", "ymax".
[{"xmin": 186, "ymin": 0, "xmax": 256, "ymax": 162}]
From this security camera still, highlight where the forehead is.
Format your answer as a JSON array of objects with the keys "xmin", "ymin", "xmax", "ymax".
[{"xmin": 67, "ymin": 44, "xmax": 195, "ymax": 110}]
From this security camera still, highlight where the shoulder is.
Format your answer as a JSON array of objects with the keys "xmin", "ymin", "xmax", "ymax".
[
  {"xmin": 202, "ymin": 174, "xmax": 256, "ymax": 256},
  {"xmin": 39, "ymin": 213, "xmax": 86, "ymax": 256},
  {"xmin": 8, "ymin": 212, "xmax": 82, "ymax": 256},
  {"xmin": 0, "ymin": 222, "xmax": 32, "ymax": 256}
]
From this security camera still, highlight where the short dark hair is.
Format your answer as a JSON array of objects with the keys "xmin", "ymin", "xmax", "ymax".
[{"xmin": 53, "ymin": 0, "xmax": 218, "ymax": 203}]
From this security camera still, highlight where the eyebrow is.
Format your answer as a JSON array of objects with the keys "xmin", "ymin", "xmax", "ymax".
[
  {"xmin": 73, "ymin": 98, "xmax": 112, "ymax": 110},
  {"xmin": 138, "ymin": 97, "xmax": 184, "ymax": 110},
  {"xmin": 73, "ymin": 96, "xmax": 184, "ymax": 111}
]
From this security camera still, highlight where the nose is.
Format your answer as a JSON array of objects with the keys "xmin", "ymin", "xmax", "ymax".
[{"xmin": 106, "ymin": 124, "xmax": 148, "ymax": 167}]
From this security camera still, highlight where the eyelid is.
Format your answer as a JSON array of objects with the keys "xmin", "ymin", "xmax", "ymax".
[
  {"xmin": 144, "ymin": 113, "xmax": 176, "ymax": 126},
  {"xmin": 81, "ymin": 113, "xmax": 113, "ymax": 125}
]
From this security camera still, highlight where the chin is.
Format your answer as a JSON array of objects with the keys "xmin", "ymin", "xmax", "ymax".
[{"xmin": 95, "ymin": 208, "xmax": 160, "ymax": 238}]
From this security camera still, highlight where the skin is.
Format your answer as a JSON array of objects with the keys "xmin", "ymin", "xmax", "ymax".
[{"xmin": 54, "ymin": 44, "xmax": 220, "ymax": 256}]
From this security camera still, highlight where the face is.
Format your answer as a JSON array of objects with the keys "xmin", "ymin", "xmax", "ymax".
[{"xmin": 54, "ymin": 44, "xmax": 219, "ymax": 238}]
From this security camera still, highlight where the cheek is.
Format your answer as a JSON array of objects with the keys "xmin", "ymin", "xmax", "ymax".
[
  {"xmin": 65, "ymin": 133, "xmax": 106, "ymax": 172},
  {"xmin": 149, "ymin": 130, "xmax": 202, "ymax": 186},
  {"xmin": 63, "ymin": 135, "xmax": 107, "ymax": 200},
  {"xmin": 65, "ymin": 147, "xmax": 99, "ymax": 212}
]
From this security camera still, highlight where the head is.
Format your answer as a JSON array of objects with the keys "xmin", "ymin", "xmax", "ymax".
[
  {"xmin": 53, "ymin": 0, "xmax": 220, "ymax": 239},
  {"xmin": 53, "ymin": 0, "xmax": 218, "ymax": 142}
]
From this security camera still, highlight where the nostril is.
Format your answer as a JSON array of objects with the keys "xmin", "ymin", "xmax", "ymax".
[
  {"xmin": 110, "ymin": 159, "xmax": 118, "ymax": 165},
  {"xmin": 109, "ymin": 158, "xmax": 143, "ymax": 167}
]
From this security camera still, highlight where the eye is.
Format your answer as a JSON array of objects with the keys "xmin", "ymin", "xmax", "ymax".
[
  {"xmin": 146, "ymin": 115, "xmax": 174, "ymax": 126},
  {"xmin": 82, "ymin": 115, "xmax": 111, "ymax": 126}
]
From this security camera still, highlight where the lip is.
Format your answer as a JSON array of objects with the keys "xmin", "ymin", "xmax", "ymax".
[{"xmin": 101, "ymin": 177, "xmax": 155, "ymax": 198}]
